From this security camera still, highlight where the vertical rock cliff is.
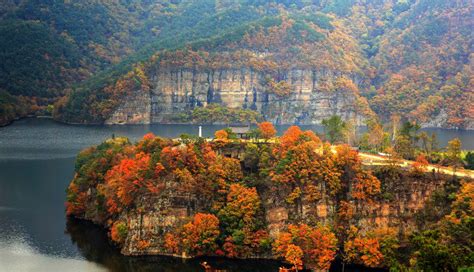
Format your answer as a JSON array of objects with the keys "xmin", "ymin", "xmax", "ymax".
[
  {"xmin": 120, "ymin": 156, "xmax": 447, "ymax": 257},
  {"xmin": 105, "ymin": 87, "xmax": 152, "ymax": 125},
  {"xmin": 106, "ymin": 68, "xmax": 368, "ymax": 125}
]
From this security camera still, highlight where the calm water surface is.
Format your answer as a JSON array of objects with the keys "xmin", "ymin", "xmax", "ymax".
[{"xmin": 0, "ymin": 118, "xmax": 472, "ymax": 272}]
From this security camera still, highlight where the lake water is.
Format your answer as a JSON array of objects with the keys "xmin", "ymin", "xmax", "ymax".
[{"xmin": 0, "ymin": 118, "xmax": 472, "ymax": 272}]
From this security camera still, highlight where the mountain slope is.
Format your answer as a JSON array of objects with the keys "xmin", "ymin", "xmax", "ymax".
[
  {"xmin": 0, "ymin": 0, "xmax": 266, "ymax": 124},
  {"xmin": 54, "ymin": 12, "xmax": 373, "ymax": 125},
  {"xmin": 368, "ymin": 0, "xmax": 473, "ymax": 129},
  {"xmin": 0, "ymin": 0, "xmax": 472, "ymax": 128}
]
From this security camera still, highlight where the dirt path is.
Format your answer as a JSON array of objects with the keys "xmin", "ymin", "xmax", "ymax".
[
  {"xmin": 202, "ymin": 138, "xmax": 474, "ymax": 179},
  {"xmin": 359, "ymin": 152, "xmax": 474, "ymax": 179}
]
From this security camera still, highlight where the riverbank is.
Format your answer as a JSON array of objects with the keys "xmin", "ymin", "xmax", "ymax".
[
  {"xmin": 0, "ymin": 115, "xmax": 53, "ymax": 127},
  {"xmin": 2, "ymin": 118, "xmax": 474, "ymax": 150},
  {"xmin": 2, "ymin": 114, "xmax": 474, "ymax": 131}
]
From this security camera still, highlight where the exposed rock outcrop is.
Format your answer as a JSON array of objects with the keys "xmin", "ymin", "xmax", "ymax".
[
  {"xmin": 116, "ymin": 156, "xmax": 445, "ymax": 257},
  {"xmin": 105, "ymin": 87, "xmax": 151, "ymax": 125},
  {"xmin": 106, "ymin": 68, "xmax": 368, "ymax": 125},
  {"xmin": 421, "ymin": 109, "xmax": 474, "ymax": 130}
]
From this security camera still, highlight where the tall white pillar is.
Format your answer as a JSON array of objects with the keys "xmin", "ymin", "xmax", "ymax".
[{"xmin": 199, "ymin": 126, "xmax": 202, "ymax": 138}]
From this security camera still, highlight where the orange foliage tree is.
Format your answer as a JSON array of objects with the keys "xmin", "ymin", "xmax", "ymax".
[
  {"xmin": 273, "ymin": 224, "xmax": 337, "ymax": 270},
  {"xmin": 344, "ymin": 227, "xmax": 384, "ymax": 268},
  {"xmin": 277, "ymin": 126, "xmax": 321, "ymax": 153},
  {"xmin": 160, "ymin": 144, "xmax": 204, "ymax": 174},
  {"xmin": 335, "ymin": 145, "xmax": 381, "ymax": 202},
  {"xmin": 215, "ymin": 129, "xmax": 229, "ymax": 141},
  {"xmin": 258, "ymin": 122, "xmax": 277, "ymax": 140},
  {"xmin": 65, "ymin": 183, "xmax": 88, "ymax": 216},
  {"xmin": 351, "ymin": 172, "xmax": 381, "ymax": 201},
  {"xmin": 181, "ymin": 213, "xmax": 220, "ymax": 256},
  {"xmin": 110, "ymin": 221, "xmax": 128, "ymax": 244},
  {"xmin": 270, "ymin": 138, "xmax": 322, "ymax": 213},
  {"xmin": 164, "ymin": 233, "xmax": 180, "ymax": 254},
  {"xmin": 285, "ymin": 244, "xmax": 304, "ymax": 271},
  {"xmin": 218, "ymin": 183, "xmax": 267, "ymax": 258},
  {"xmin": 200, "ymin": 156, "xmax": 243, "ymax": 211},
  {"xmin": 218, "ymin": 184, "xmax": 261, "ymax": 232},
  {"xmin": 66, "ymin": 137, "xmax": 131, "ymax": 218}
]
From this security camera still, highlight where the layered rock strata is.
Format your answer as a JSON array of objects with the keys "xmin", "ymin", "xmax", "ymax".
[{"xmin": 106, "ymin": 68, "xmax": 367, "ymax": 125}]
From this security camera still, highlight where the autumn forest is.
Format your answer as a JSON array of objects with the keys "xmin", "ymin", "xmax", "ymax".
[
  {"xmin": 0, "ymin": 1, "xmax": 473, "ymax": 272},
  {"xmin": 66, "ymin": 123, "xmax": 473, "ymax": 271},
  {"xmin": 0, "ymin": 0, "xmax": 472, "ymax": 129}
]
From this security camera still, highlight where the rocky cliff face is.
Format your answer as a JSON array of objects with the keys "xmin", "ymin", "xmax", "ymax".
[
  {"xmin": 106, "ymin": 68, "xmax": 368, "ymax": 125},
  {"xmin": 421, "ymin": 109, "xmax": 474, "ymax": 130},
  {"xmin": 120, "ymin": 169, "xmax": 444, "ymax": 257},
  {"xmin": 105, "ymin": 86, "xmax": 152, "ymax": 125},
  {"xmin": 265, "ymin": 172, "xmax": 445, "ymax": 240}
]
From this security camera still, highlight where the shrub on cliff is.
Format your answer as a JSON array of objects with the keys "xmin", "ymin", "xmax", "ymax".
[
  {"xmin": 191, "ymin": 104, "xmax": 262, "ymax": 124},
  {"xmin": 264, "ymin": 77, "xmax": 292, "ymax": 97},
  {"xmin": 111, "ymin": 221, "xmax": 128, "ymax": 244}
]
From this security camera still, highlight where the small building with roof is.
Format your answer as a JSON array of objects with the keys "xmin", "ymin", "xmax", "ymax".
[{"xmin": 229, "ymin": 125, "xmax": 251, "ymax": 139}]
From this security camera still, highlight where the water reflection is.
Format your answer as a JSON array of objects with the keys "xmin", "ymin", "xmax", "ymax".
[
  {"xmin": 65, "ymin": 218, "xmax": 387, "ymax": 272},
  {"xmin": 66, "ymin": 218, "xmax": 283, "ymax": 272},
  {"xmin": 0, "ymin": 225, "xmax": 105, "ymax": 272}
]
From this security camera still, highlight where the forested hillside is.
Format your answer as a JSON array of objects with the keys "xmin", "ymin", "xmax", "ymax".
[
  {"xmin": 0, "ymin": 1, "xmax": 224, "ymax": 122},
  {"xmin": 365, "ymin": 0, "xmax": 473, "ymax": 129},
  {"xmin": 0, "ymin": 0, "xmax": 472, "ymax": 128}
]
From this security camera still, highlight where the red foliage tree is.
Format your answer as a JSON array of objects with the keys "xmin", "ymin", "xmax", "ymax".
[
  {"xmin": 412, "ymin": 154, "xmax": 429, "ymax": 174},
  {"xmin": 101, "ymin": 152, "xmax": 159, "ymax": 214}
]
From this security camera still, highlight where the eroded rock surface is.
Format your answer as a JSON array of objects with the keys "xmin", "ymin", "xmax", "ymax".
[{"xmin": 106, "ymin": 68, "xmax": 368, "ymax": 125}]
